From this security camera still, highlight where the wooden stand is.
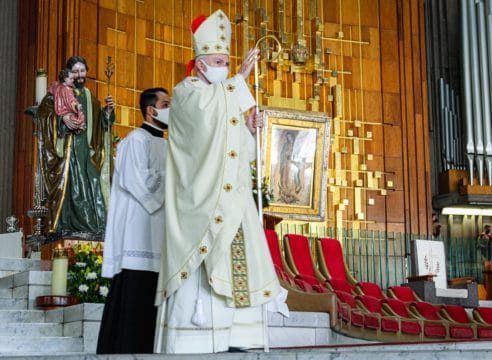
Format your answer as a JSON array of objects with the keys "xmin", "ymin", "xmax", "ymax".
[
  {"xmin": 263, "ymin": 214, "xmax": 283, "ymax": 230},
  {"xmin": 35, "ymin": 295, "xmax": 81, "ymax": 310}
]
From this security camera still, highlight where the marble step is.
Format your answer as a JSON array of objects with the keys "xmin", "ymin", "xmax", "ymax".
[
  {"xmin": 2, "ymin": 341, "xmax": 492, "ymax": 359},
  {"xmin": 0, "ymin": 270, "xmax": 52, "ymax": 309},
  {"xmin": 0, "ymin": 286, "xmax": 11, "ymax": 298},
  {"xmin": 0, "ymin": 309, "xmax": 46, "ymax": 323},
  {"xmin": 0, "ymin": 270, "xmax": 51, "ymax": 289},
  {"xmin": 0, "ymin": 322, "xmax": 63, "ymax": 337},
  {"xmin": 0, "ymin": 298, "xmax": 27, "ymax": 310},
  {"xmin": 0, "ymin": 258, "xmax": 40, "ymax": 273},
  {"xmin": 0, "ymin": 336, "xmax": 83, "ymax": 355}
]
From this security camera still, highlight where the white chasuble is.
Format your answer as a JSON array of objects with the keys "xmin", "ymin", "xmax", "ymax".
[
  {"xmin": 102, "ymin": 128, "xmax": 166, "ymax": 278},
  {"xmin": 155, "ymin": 75, "xmax": 281, "ymax": 353}
]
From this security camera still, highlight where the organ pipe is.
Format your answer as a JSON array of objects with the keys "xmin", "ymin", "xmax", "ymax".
[
  {"xmin": 478, "ymin": 1, "xmax": 492, "ymax": 185},
  {"xmin": 460, "ymin": 0, "xmax": 475, "ymax": 184},
  {"xmin": 468, "ymin": 0, "xmax": 485, "ymax": 185}
]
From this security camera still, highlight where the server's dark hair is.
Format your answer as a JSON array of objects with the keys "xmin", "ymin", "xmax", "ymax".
[{"xmin": 139, "ymin": 88, "xmax": 168, "ymax": 118}]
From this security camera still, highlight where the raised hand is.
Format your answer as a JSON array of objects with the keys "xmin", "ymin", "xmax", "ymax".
[{"xmin": 239, "ymin": 48, "xmax": 260, "ymax": 80}]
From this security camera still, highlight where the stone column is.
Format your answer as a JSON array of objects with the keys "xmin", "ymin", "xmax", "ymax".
[{"xmin": 0, "ymin": 1, "xmax": 19, "ymax": 232}]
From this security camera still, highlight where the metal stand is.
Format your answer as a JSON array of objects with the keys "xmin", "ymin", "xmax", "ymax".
[{"xmin": 24, "ymin": 105, "xmax": 48, "ymax": 256}]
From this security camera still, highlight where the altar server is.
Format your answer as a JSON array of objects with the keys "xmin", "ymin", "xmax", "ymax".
[{"xmin": 97, "ymin": 87, "xmax": 170, "ymax": 354}]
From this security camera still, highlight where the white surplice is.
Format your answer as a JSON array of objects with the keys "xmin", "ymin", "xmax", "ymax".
[{"xmin": 102, "ymin": 126, "xmax": 166, "ymax": 278}]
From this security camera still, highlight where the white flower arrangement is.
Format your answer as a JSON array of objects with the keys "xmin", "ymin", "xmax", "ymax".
[
  {"xmin": 99, "ymin": 286, "xmax": 109, "ymax": 297},
  {"xmin": 68, "ymin": 243, "xmax": 111, "ymax": 303},
  {"xmin": 85, "ymin": 272, "xmax": 98, "ymax": 280}
]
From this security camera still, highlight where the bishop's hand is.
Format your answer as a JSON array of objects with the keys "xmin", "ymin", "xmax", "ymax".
[
  {"xmin": 239, "ymin": 48, "xmax": 260, "ymax": 80},
  {"xmin": 246, "ymin": 107, "xmax": 264, "ymax": 135}
]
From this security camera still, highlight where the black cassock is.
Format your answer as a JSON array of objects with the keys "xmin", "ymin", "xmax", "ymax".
[{"xmin": 97, "ymin": 269, "xmax": 158, "ymax": 354}]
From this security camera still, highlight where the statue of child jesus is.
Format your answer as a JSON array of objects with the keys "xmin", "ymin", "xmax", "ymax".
[{"xmin": 48, "ymin": 68, "xmax": 86, "ymax": 133}]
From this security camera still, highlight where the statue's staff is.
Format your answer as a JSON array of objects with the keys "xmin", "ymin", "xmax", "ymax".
[
  {"xmin": 105, "ymin": 56, "xmax": 115, "ymax": 97},
  {"xmin": 253, "ymin": 35, "xmax": 282, "ymax": 220},
  {"xmin": 102, "ymin": 56, "xmax": 115, "ymax": 202}
]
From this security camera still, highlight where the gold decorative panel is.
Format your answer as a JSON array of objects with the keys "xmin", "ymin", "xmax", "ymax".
[{"xmin": 14, "ymin": 0, "xmax": 432, "ymax": 236}]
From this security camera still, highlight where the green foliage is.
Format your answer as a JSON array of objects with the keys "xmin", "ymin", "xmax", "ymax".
[
  {"xmin": 67, "ymin": 243, "xmax": 111, "ymax": 303},
  {"xmin": 251, "ymin": 162, "xmax": 274, "ymax": 208},
  {"xmin": 112, "ymin": 132, "xmax": 121, "ymax": 157}
]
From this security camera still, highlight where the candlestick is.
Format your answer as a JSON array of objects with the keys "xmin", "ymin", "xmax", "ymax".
[
  {"xmin": 51, "ymin": 247, "xmax": 68, "ymax": 296},
  {"xmin": 35, "ymin": 69, "xmax": 48, "ymax": 105}
]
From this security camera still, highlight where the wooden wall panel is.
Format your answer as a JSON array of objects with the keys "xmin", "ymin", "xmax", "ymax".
[
  {"xmin": 382, "ymin": 93, "xmax": 401, "ymax": 124},
  {"xmin": 385, "ymin": 157, "xmax": 404, "ymax": 191},
  {"xmin": 13, "ymin": 0, "xmax": 432, "ymax": 237}
]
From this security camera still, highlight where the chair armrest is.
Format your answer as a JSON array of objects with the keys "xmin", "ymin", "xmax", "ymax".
[
  {"xmin": 296, "ymin": 273, "xmax": 326, "ymax": 288},
  {"xmin": 293, "ymin": 278, "xmax": 314, "ymax": 292},
  {"xmin": 447, "ymin": 276, "xmax": 474, "ymax": 286}
]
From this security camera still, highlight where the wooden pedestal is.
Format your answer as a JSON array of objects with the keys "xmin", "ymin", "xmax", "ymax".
[{"xmin": 35, "ymin": 295, "xmax": 81, "ymax": 310}]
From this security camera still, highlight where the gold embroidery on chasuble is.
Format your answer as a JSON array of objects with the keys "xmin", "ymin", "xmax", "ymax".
[
  {"xmin": 199, "ymin": 246, "xmax": 208, "ymax": 254},
  {"xmin": 231, "ymin": 226, "xmax": 250, "ymax": 307}
]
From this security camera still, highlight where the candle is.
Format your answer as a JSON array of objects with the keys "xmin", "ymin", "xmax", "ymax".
[
  {"xmin": 35, "ymin": 69, "xmax": 48, "ymax": 105},
  {"xmin": 51, "ymin": 246, "xmax": 68, "ymax": 296}
]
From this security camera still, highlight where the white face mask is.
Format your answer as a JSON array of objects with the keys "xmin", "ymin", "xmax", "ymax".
[
  {"xmin": 152, "ymin": 107, "xmax": 170, "ymax": 125},
  {"xmin": 202, "ymin": 61, "xmax": 229, "ymax": 83}
]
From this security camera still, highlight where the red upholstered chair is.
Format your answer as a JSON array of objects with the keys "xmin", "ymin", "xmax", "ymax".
[
  {"xmin": 408, "ymin": 301, "xmax": 452, "ymax": 339},
  {"xmin": 354, "ymin": 294, "xmax": 423, "ymax": 338},
  {"xmin": 327, "ymin": 278, "xmax": 356, "ymax": 294},
  {"xmin": 473, "ymin": 307, "xmax": 492, "ymax": 325},
  {"xmin": 316, "ymin": 238, "xmax": 357, "ymax": 293},
  {"xmin": 265, "ymin": 229, "xmax": 338, "ymax": 316},
  {"xmin": 380, "ymin": 298, "xmax": 424, "ymax": 338},
  {"xmin": 264, "ymin": 229, "xmax": 314, "ymax": 292},
  {"xmin": 440, "ymin": 304, "xmax": 492, "ymax": 339},
  {"xmin": 283, "ymin": 234, "xmax": 329, "ymax": 293},
  {"xmin": 334, "ymin": 290, "xmax": 364, "ymax": 330},
  {"xmin": 387, "ymin": 286, "xmax": 421, "ymax": 302},
  {"xmin": 438, "ymin": 305, "xmax": 474, "ymax": 338},
  {"xmin": 355, "ymin": 282, "xmax": 386, "ymax": 300},
  {"xmin": 355, "ymin": 295, "xmax": 397, "ymax": 335}
]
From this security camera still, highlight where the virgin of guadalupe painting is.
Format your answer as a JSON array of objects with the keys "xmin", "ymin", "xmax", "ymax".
[
  {"xmin": 271, "ymin": 128, "xmax": 317, "ymax": 206},
  {"xmin": 262, "ymin": 109, "xmax": 330, "ymax": 221}
]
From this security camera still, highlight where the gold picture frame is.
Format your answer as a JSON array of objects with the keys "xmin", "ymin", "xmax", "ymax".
[{"xmin": 261, "ymin": 108, "xmax": 331, "ymax": 221}]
